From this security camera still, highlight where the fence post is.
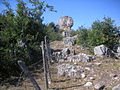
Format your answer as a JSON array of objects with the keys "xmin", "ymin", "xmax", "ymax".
[
  {"xmin": 17, "ymin": 61, "xmax": 41, "ymax": 90},
  {"xmin": 44, "ymin": 36, "xmax": 52, "ymax": 83},
  {"xmin": 41, "ymin": 41, "xmax": 49, "ymax": 89}
]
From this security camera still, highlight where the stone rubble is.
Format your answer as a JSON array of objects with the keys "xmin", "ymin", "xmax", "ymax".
[
  {"xmin": 94, "ymin": 84, "xmax": 105, "ymax": 90},
  {"xmin": 63, "ymin": 35, "xmax": 77, "ymax": 46},
  {"xmin": 67, "ymin": 53, "xmax": 95, "ymax": 63},
  {"xmin": 57, "ymin": 64, "xmax": 84, "ymax": 77},
  {"xmin": 84, "ymin": 82, "xmax": 93, "ymax": 87},
  {"xmin": 112, "ymin": 84, "xmax": 120, "ymax": 90}
]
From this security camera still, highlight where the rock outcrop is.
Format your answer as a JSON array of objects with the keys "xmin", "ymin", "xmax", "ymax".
[{"xmin": 58, "ymin": 16, "xmax": 73, "ymax": 31}]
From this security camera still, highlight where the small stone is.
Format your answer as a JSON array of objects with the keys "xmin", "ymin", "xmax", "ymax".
[
  {"xmin": 59, "ymin": 59, "xmax": 65, "ymax": 62},
  {"xmin": 81, "ymin": 73, "xmax": 86, "ymax": 78},
  {"xmin": 90, "ymin": 77, "xmax": 95, "ymax": 80},
  {"xmin": 114, "ymin": 77, "xmax": 119, "ymax": 80},
  {"xmin": 112, "ymin": 84, "xmax": 120, "ymax": 90},
  {"xmin": 86, "ymin": 63, "xmax": 94, "ymax": 67},
  {"xmin": 94, "ymin": 84, "xmax": 105, "ymax": 90},
  {"xmin": 85, "ymin": 67, "xmax": 91, "ymax": 71},
  {"xmin": 84, "ymin": 82, "xmax": 93, "ymax": 87},
  {"xmin": 94, "ymin": 62, "xmax": 101, "ymax": 66}
]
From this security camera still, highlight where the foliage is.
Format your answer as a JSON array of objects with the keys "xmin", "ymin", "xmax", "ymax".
[
  {"xmin": 45, "ymin": 22, "xmax": 63, "ymax": 41},
  {"xmin": 77, "ymin": 17, "xmax": 120, "ymax": 50},
  {"xmin": 76, "ymin": 26, "xmax": 90, "ymax": 47},
  {"xmin": 89, "ymin": 17, "xmax": 119, "ymax": 48},
  {"xmin": 0, "ymin": 0, "xmax": 55, "ymax": 78}
]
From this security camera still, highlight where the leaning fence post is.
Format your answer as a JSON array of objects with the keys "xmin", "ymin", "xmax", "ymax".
[
  {"xmin": 44, "ymin": 36, "xmax": 52, "ymax": 83},
  {"xmin": 41, "ymin": 41, "xmax": 49, "ymax": 89},
  {"xmin": 17, "ymin": 61, "xmax": 41, "ymax": 90}
]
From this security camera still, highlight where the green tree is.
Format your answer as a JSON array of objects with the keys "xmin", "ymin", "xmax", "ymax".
[
  {"xmin": 89, "ymin": 17, "xmax": 119, "ymax": 48},
  {"xmin": 45, "ymin": 22, "xmax": 63, "ymax": 41},
  {"xmin": 0, "ymin": 0, "xmax": 54, "ymax": 78},
  {"xmin": 76, "ymin": 26, "xmax": 90, "ymax": 47}
]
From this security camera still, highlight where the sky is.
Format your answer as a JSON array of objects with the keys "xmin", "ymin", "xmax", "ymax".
[{"xmin": 0, "ymin": 0, "xmax": 120, "ymax": 30}]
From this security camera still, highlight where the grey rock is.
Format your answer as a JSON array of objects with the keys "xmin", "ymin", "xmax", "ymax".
[
  {"xmin": 63, "ymin": 35, "xmax": 77, "ymax": 46},
  {"xmin": 94, "ymin": 63, "xmax": 102, "ymax": 66},
  {"xmin": 94, "ymin": 84, "xmax": 105, "ymax": 90},
  {"xmin": 57, "ymin": 64, "xmax": 84, "ymax": 77},
  {"xmin": 94, "ymin": 45, "xmax": 112, "ymax": 57},
  {"xmin": 52, "ymin": 51, "xmax": 62, "ymax": 62},
  {"xmin": 58, "ymin": 16, "xmax": 73, "ymax": 31},
  {"xmin": 86, "ymin": 63, "xmax": 94, "ymax": 67},
  {"xmin": 81, "ymin": 73, "xmax": 86, "ymax": 78},
  {"xmin": 61, "ymin": 48, "xmax": 70, "ymax": 59},
  {"xmin": 67, "ymin": 53, "xmax": 95, "ymax": 63},
  {"xmin": 112, "ymin": 84, "xmax": 120, "ymax": 90},
  {"xmin": 62, "ymin": 31, "xmax": 72, "ymax": 37},
  {"xmin": 52, "ymin": 48, "xmax": 76, "ymax": 62},
  {"xmin": 84, "ymin": 82, "xmax": 93, "ymax": 87},
  {"xmin": 90, "ymin": 77, "xmax": 95, "ymax": 80},
  {"xmin": 113, "ymin": 44, "xmax": 120, "ymax": 57}
]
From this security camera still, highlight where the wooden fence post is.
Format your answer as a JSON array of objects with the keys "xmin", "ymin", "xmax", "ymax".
[
  {"xmin": 44, "ymin": 36, "xmax": 52, "ymax": 83},
  {"xmin": 17, "ymin": 61, "xmax": 41, "ymax": 90},
  {"xmin": 41, "ymin": 41, "xmax": 49, "ymax": 89}
]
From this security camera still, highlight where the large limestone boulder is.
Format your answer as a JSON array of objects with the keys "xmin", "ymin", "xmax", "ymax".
[
  {"xmin": 58, "ymin": 16, "xmax": 73, "ymax": 31},
  {"xmin": 94, "ymin": 45, "xmax": 111, "ymax": 57}
]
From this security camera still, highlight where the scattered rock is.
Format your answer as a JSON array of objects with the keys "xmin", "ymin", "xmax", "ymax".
[
  {"xmin": 81, "ymin": 73, "xmax": 86, "ymax": 78},
  {"xmin": 57, "ymin": 64, "xmax": 84, "ymax": 77},
  {"xmin": 84, "ymin": 82, "xmax": 93, "ymax": 87},
  {"xmin": 58, "ymin": 59, "xmax": 65, "ymax": 62},
  {"xmin": 61, "ymin": 48, "xmax": 70, "ymax": 59},
  {"xmin": 90, "ymin": 77, "xmax": 95, "ymax": 80},
  {"xmin": 67, "ymin": 53, "xmax": 95, "ymax": 62},
  {"xmin": 112, "ymin": 84, "xmax": 120, "ymax": 90},
  {"xmin": 85, "ymin": 67, "xmax": 91, "ymax": 71},
  {"xmin": 52, "ymin": 48, "xmax": 76, "ymax": 62},
  {"xmin": 94, "ymin": 45, "xmax": 111, "ymax": 57},
  {"xmin": 113, "ymin": 44, "xmax": 120, "ymax": 57},
  {"xmin": 94, "ymin": 84, "xmax": 105, "ymax": 90},
  {"xmin": 86, "ymin": 63, "xmax": 94, "ymax": 67},
  {"xmin": 63, "ymin": 35, "xmax": 77, "ymax": 46},
  {"xmin": 94, "ymin": 62, "xmax": 102, "ymax": 66}
]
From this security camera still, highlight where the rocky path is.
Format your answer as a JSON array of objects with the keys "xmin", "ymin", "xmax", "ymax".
[
  {"xmin": 1, "ymin": 41, "xmax": 120, "ymax": 90},
  {"xmin": 48, "ymin": 41, "xmax": 120, "ymax": 90}
]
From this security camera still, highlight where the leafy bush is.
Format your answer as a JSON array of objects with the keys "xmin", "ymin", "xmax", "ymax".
[
  {"xmin": 77, "ymin": 17, "xmax": 119, "ymax": 49},
  {"xmin": 76, "ymin": 26, "xmax": 90, "ymax": 47},
  {"xmin": 0, "ymin": 0, "xmax": 55, "ymax": 78},
  {"xmin": 89, "ymin": 17, "xmax": 119, "ymax": 48},
  {"xmin": 45, "ymin": 22, "xmax": 63, "ymax": 41}
]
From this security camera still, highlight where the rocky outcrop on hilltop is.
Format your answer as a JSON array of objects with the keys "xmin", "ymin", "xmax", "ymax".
[{"xmin": 58, "ymin": 16, "xmax": 73, "ymax": 31}]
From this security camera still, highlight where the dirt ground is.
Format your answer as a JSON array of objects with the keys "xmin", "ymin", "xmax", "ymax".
[{"xmin": 1, "ymin": 41, "xmax": 120, "ymax": 90}]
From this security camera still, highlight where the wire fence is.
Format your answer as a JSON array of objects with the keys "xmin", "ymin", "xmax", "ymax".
[
  {"xmin": 18, "ymin": 36, "xmax": 80, "ymax": 90},
  {"xmin": 17, "ymin": 36, "xmax": 52, "ymax": 90}
]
